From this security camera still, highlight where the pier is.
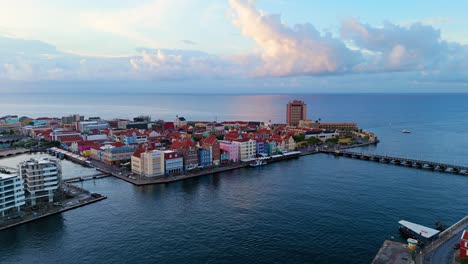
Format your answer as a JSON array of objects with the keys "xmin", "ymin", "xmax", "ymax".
[{"xmin": 323, "ymin": 150, "xmax": 468, "ymax": 175}]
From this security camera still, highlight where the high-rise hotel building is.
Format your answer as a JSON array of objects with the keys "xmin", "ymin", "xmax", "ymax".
[
  {"xmin": 19, "ymin": 157, "xmax": 61, "ymax": 206},
  {"xmin": 286, "ymin": 100, "xmax": 307, "ymax": 126},
  {"xmin": 0, "ymin": 170, "xmax": 25, "ymax": 217}
]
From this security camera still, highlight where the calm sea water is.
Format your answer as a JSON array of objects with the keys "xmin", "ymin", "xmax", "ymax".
[{"xmin": 1, "ymin": 93, "xmax": 468, "ymax": 264}]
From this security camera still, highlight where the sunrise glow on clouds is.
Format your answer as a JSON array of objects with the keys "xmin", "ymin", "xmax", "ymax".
[{"xmin": 0, "ymin": 0, "xmax": 467, "ymax": 92}]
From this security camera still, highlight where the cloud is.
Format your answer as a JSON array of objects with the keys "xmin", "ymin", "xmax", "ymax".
[
  {"xmin": 129, "ymin": 48, "xmax": 238, "ymax": 80},
  {"xmin": 228, "ymin": 0, "xmax": 361, "ymax": 77},
  {"xmin": 181, "ymin": 39, "xmax": 197, "ymax": 45}
]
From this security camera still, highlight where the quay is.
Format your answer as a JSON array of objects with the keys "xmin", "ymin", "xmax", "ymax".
[
  {"xmin": 372, "ymin": 216, "xmax": 468, "ymax": 264},
  {"xmin": 0, "ymin": 148, "xmax": 30, "ymax": 158},
  {"xmin": 0, "ymin": 185, "xmax": 107, "ymax": 232},
  {"xmin": 323, "ymin": 150, "xmax": 468, "ymax": 175},
  {"xmin": 97, "ymin": 152, "xmax": 302, "ymax": 186},
  {"xmin": 417, "ymin": 216, "xmax": 468, "ymax": 264}
]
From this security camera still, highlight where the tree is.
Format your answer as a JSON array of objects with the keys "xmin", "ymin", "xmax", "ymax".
[
  {"xmin": 292, "ymin": 133, "xmax": 305, "ymax": 142},
  {"xmin": 325, "ymin": 137, "xmax": 339, "ymax": 144},
  {"xmin": 306, "ymin": 137, "xmax": 321, "ymax": 145}
]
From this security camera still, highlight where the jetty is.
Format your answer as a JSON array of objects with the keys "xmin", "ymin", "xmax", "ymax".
[{"xmin": 322, "ymin": 150, "xmax": 468, "ymax": 175}]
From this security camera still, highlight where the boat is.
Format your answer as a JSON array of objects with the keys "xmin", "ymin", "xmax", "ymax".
[
  {"xmin": 401, "ymin": 129, "xmax": 411, "ymax": 133},
  {"xmin": 250, "ymin": 159, "xmax": 267, "ymax": 167}
]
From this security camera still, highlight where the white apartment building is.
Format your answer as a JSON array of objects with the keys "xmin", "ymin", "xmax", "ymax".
[
  {"xmin": 0, "ymin": 171, "xmax": 25, "ymax": 217},
  {"xmin": 19, "ymin": 157, "xmax": 62, "ymax": 206},
  {"xmin": 232, "ymin": 139, "xmax": 257, "ymax": 161}
]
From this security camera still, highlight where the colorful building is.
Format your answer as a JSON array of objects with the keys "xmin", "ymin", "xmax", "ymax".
[
  {"xmin": 201, "ymin": 135, "xmax": 220, "ymax": 166},
  {"xmin": 198, "ymin": 148, "xmax": 211, "ymax": 167},
  {"xmin": 170, "ymin": 139, "xmax": 199, "ymax": 171},
  {"xmin": 219, "ymin": 140, "xmax": 240, "ymax": 162},
  {"xmin": 232, "ymin": 138, "xmax": 257, "ymax": 161},
  {"xmin": 163, "ymin": 150, "xmax": 183, "ymax": 175}
]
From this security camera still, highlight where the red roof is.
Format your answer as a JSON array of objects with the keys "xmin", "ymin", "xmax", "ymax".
[
  {"xmin": 169, "ymin": 140, "xmax": 185, "ymax": 150},
  {"xmin": 132, "ymin": 146, "xmax": 146, "ymax": 158},
  {"xmin": 203, "ymin": 135, "xmax": 217, "ymax": 145},
  {"xmin": 58, "ymin": 135, "xmax": 82, "ymax": 143}
]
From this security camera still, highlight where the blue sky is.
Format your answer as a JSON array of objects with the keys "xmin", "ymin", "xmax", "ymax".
[{"xmin": 0, "ymin": 0, "xmax": 467, "ymax": 93}]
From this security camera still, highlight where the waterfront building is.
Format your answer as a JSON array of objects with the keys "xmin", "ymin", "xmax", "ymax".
[
  {"xmin": 232, "ymin": 138, "xmax": 257, "ymax": 161},
  {"xmin": 256, "ymin": 140, "xmax": 266, "ymax": 155},
  {"xmin": 198, "ymin": 148, "xmax": 211, "ymax": 167},
  {"xmin": 132, "ymin": 148, "xmax": 165, "ymax": 177},
  {"xmin": 220, "ymin": 150, "xmax": 230, "ymax": 163},
  {"xmin": 286, "ymin": 100, "xmax": 307, "ymax": 127},
  {"xmin": 305, "ymin": 129, "xmax": 339, "ymax": 141},
  {"xmin": 19, "ymin": 157, "xmax": 61, "ymax": 206},
  {"xmin": 102, "ymin": 145, "xmax": 136, "ymax": 165},
  {"xmin": 201, "ymin": 135, "xmax": 220, "ymax": 166},
  {"xmin": 170, "ymin": 139, "xmax": 199, "ymax": 171},
  {"xmin": 0, "ymin": 135, "xmax": 22, "ymax": 149},
  {"xmin": 163, "ymin": 150, "xmax": 183, "ymax": 175},
  {"xmin": 0, "ymin": 171, "xmax": 25, "ymax": 218},
  {"xmin": 264, "ymin": 140, "xmax": 277, "ymax": 156},
  {"xmin": 281, "ymin": 135, "xmax": 296, "ymax": 152},
  {"xmin": 219, "ymin": 140, "xmax": 239, "ymax": 162}
]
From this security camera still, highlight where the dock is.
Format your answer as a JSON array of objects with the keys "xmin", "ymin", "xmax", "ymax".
[
  {"xmin": 322, "ymin": 150, "xmax": 468, "ymax": 175},
  {"xmin": 99, "ymin": 151, "xmax": 302, "ymax": 186},
  {"xmin": 372, "ymin": 240, "xmax": 413, "ymax": 264},
  {"xmin": 417, "ymin": 216, "xmax": 468, "ymax": 264},
  {"xmin": 0, "ymin": 148, "xmax": 30, "ymax": 158}
]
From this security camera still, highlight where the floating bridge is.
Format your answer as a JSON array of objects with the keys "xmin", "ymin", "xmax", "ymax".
[{"xmin": 322, "ymin": 150, "xmax": 468, "ymax": 175}]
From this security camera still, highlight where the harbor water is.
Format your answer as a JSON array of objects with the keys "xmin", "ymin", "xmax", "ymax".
[{"xmin": 0, "ymin": 93, "xmax": 467, "ymax": 263}]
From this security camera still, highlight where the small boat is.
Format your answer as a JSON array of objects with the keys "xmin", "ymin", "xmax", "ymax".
[
  {"xmin": 401, "ymin": 129, "xmax": 411, "ymax": 133},
  {"xmin": 250, "ymin": 159, "xmax": 267, "ymax": 167}
]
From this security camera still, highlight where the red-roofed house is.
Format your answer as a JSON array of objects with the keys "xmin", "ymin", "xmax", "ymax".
[{"xmin": 202, "ymin": 135, "xmax": 220, "ymax": 165}]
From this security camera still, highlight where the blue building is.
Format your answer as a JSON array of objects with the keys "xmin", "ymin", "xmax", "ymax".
[
  {"xmin": 256, "ymin": 141, "xmax": 265, "ymax": 156},
  {"xmin": 198, "ymin": 148, "xmax": 211, "ymax": 167}
]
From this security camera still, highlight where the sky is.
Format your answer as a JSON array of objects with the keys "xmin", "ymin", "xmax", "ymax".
[{"xmin": 0, "ymin": 0, "xmax": 467, "ymax": 93}]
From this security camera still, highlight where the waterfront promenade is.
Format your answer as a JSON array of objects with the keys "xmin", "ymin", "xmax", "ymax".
[
  {"xmin": 0, "ymin": 148, "xmax": 30, "ymax": 158},
  {"xmin": 0, "ymin": 184, "xmax": 107, "ymax": 232}
]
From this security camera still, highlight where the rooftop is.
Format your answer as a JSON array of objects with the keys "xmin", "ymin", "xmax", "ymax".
[{"xmin": 398, "ymin": 220, "xmax": 440, "ymax": 239}]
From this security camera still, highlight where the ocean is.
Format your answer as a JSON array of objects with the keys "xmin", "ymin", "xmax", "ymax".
[{"xmin": 0, "ymin": 93, "xmax": 467, "ymax": 263}]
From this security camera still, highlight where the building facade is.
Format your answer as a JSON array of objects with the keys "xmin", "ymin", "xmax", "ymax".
[
  {"xmin": 163, "ymin": 150, "xmax": 183, "ymax": 175},
  {"xmin": 19, "ymin": 157, "xmax": 61, "ymax": 206},
  {"xmin": 198, "ymin": 148, "xmax": 211, "ymax": 167},
  {"xmin": 202, "ymin": 135, "xmax": 220, "ymax": 166},
  {"xmin": 286, "ymin": 100, "xmax": 307, "ymax": 127},
  {"xmin": 219, "ymin": 141, "xmax": 239, "ymax": 162},
  {"xmin": 232, "ymin": 139, "xmax": 257, "ymax": 161},
  {"xmin": 132, "ymin": 149, "xmax": 165, "ymax": 177},
  {"xmin": 0, "ymin": 172, "xmax": 25, "ymax": 217}
]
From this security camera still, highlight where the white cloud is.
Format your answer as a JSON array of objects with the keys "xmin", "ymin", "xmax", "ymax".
[{"xmin": 228, "ymin": 0, "xmax": 360, "ymax": 77}]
